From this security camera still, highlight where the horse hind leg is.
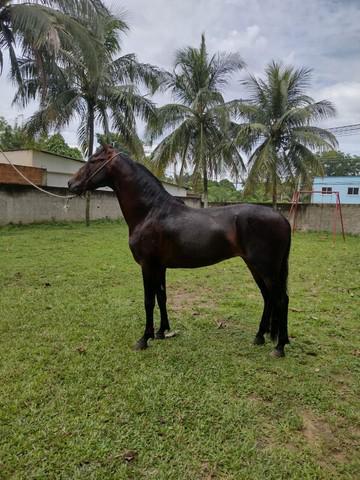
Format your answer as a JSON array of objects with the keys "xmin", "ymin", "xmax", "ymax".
[
  {"xmin": 248, "ymin": 266, "xmax": 272, "ymax": 346},
  {"xmin": 271, "ymin": 288, "xmax": 289, "ymax": 357},
  {"xmin": 261, "ymin": 275, "xmax": 289, "ymax": 357},
  {"xmin": 270, "ymin": 246, "xmax": 290, "ymax": 357},
  {"xmin": 247, "ymin": 262, "xmax": 289, "ymax": 357}
]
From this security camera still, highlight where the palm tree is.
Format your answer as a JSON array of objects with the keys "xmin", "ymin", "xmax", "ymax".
[
  {"xmin": 0, "ymin": 0, "xmax": 108, "ymax": 87},
  {"xmin": 22, "ymin": 11, "xmax": 163, "ymax": 225},
  {"xmin": 147, "ymin": 34, "xmax": 245, "ymax": 207},
  {"xmin": 234, "ymin": 61, "xmax": 338, "ymax": 208}
]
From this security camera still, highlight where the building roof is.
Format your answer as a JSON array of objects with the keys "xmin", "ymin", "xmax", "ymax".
[
  {"xmin": 314, "ymin": 176, "xmax": 360, "ymax": 181},
  {"xmin": 3, "ymin": 148, "xmax": 86, "ymax": 163},
  {"xmin": 161, "ymin": 179, "xmax": 189, "ymax": 190},
  {"xmin": 313, "ymin": 176, "xmax": 360, "ymax": 187}
]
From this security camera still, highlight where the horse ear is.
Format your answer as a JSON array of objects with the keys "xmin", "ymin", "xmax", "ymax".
[{"xmin": 103, "ymin": 143, "xmax": 112, "ymax": 153}]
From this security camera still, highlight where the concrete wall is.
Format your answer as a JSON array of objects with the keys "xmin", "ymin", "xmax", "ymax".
[
  {"xmin": 0, "ymin": 185, "xmax": 202, "ymax": 225},
  {"xmin": 262, "ymin": 202, "xmax": 359, "ymax": 235},
  {"xmin": 0, "ymin": 185, "xmax": 121, "ymax": 225},
  {"xmin": 2, "ymin": 184, "xmax": 357, "ymax": 233},
  {"xmin": 282, "ymin": 203, "xmax": 359, "ymax": 235},
  {"xmin": 209, "ymin": 201, "xmax": 359, "ymax": 235}
]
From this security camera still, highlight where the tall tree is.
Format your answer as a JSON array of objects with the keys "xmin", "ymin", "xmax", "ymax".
[
  {"xmin": 22, "ymin": 11, "xmax": 162, "ymax": 225},
  {"xmin": 147, "ymin": 34, "xmax": 245, "ymax": 207},
  {"xmin": 0, "ymin": 0, "xmax": 108, "ymax": 88},
  {"xmin": 318, "ymin": 150, "xmax": 360, "ymax": 176},
  {"xmin": 233, "ymin": 61, "xmax": 338, "ymax": 208}
]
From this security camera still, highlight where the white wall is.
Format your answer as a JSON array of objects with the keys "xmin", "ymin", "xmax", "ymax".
[
  {"xmin": 162, "ymin": 182, "xmax": 187, "ymax": 197},
  {"xmin": 32, "ymin": 151, "xmax": 85, "ymax": 188},
  {"xmin": 0, "ymin": 150, "xmax": 34, "ymax": 167}
]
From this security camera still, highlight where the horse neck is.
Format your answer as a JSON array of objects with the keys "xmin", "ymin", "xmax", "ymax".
[{"xmin": 110, "ymin": 157, "xmax": 163, "ymax": 232}]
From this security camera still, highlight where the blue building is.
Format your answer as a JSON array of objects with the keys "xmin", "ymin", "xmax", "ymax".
[{"xmin": 312, "ymin": 176, "xmax": 360, "ymax": 204}]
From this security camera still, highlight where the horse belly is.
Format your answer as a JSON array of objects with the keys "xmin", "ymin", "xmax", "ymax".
[{"xmin": 163, "ymin": 228, "xmax": 238, "ymax": 268}]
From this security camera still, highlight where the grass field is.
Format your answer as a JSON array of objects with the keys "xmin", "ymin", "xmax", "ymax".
[{"xmin": 0, "ymin": 221, "xmax": 359, "ymax": 479}]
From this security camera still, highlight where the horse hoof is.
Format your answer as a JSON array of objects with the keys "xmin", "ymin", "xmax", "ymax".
[
  {"xmin": 165, "ymin": 331, "xmax": 178, "ymax": 338},
  {"xmin": 155, "ymin": 331, "xmax": 166, "ymax": 340},
  {"xmin": 271, "ymin": 348, "xmax": 285, "ymax": 358},
  {"xmin": 253, "ymin": 335, "xmax": 265, "ymax": 345},
  {"xmin": 133, "ymin": 339, "xmax": 148, "ymax": 351}
]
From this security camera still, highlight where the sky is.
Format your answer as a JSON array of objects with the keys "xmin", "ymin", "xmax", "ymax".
[{"xmin": 1, "ymin": 0, "xmax": 360, "ymax": 154}]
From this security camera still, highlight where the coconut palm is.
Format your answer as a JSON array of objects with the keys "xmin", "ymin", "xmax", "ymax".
[
  {"xmin": 233, "ymin": 61, "xmax": 338, "ymax": 207},
  {"xmin": 147, "ymin": 34, "xmax": 245, "ymax": 207},
  {"xmin": 0, "ymin": 0, "xmax": 108, "ymax": 87},
  {"xmin": 22, "ymin": 11, "xmax": 163, "ymax": 225}
]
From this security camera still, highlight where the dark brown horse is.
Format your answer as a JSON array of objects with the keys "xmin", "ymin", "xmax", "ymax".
[{"xmin": 68, "ymin": 145, "xmax": 291, "ymax": 357}]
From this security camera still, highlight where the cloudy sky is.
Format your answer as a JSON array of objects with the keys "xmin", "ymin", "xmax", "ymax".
[{"xmin": 1, "ymin": 0, "xmax": 360, "ymax": 153}]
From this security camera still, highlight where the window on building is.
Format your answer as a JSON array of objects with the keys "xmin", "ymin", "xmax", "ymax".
[
  {"xmin": 321, "ymin": 187, "xmax": 332, "ymax": 194},
  {"xmin": 348, "ymin": 187, "xmax": 359, "ymax": 195}
]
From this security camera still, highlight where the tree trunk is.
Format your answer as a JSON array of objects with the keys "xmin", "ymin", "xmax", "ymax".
[
  {"xmin": 85, "ymin": 103, "xmax": 95, "ymax": 227},
  {"xmin": 200, "ymin": 122, "xmax": 208, "ymax": 208},
  {"xmin": 272, "ymin": 171, "xmax": 277, "ymax": 210},
  {"xmin": 203, "ymin": 164, "xmax": 208, "ymax": 208}
]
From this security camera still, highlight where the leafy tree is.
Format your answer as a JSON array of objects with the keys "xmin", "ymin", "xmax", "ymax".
[
  {"xmin": 23, "ymin": 11, "xmax": 162, "ymax": 225},
  {"xmin": 147, "ymin": 34, "xmax": 245, "ymax": 207},
  {"xmin": 234, "ymin": 61, "xmax": 338, "ymax": 208},
  {"xmin": 0, "ymin": 117, "xmax": 82, "ymax": 159},
  {"xmin": 96, "ymin": 132, "xmax": 144, "ymax": 160},
  {"xmin": 0, "ymin": 0, "xmax": 108, "ymax": 88},
  {"xmin": 318, "ymin": 150, "xmax": 360, "ymax": 176},
  {"xmin": 40, "ymin": 133, "xmax": 83, "ymax": 159},
  {"xmin": 0, "ymin": 116, "xmax": 34, "ymax": 150},
  {"xmin": 207, "ymin": 179, "xmax": 242, "ymax": 203}
]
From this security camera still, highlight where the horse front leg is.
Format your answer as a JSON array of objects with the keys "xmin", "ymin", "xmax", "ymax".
[
  {"xmin": 155, "ymin": 267, "xmax": 170, "ymax": 339},
  {"xmin": 134, "ymin": 266, "xmax": 156, "ymax": 350}
]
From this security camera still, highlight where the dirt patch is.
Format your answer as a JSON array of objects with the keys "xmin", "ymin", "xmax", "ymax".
[
  {"xmin": 298, "ymin": 411, "xmax": 358, "ymax": 469},
  {"xmin": 331, "ymin": 373, "xmax": 354, "ymax": 394},
  {"xmin": 301, "ymin": 411, "xmax": 333, "ymax": 447},
  {"xmin": 168, "ymin": 285, "xmax": 216, "ymax": 313},
  {"xmin": 200, "ymin": 461, "xmax": 217, "ymax": 479}
]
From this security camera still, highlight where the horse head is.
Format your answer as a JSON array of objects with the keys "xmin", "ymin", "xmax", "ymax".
[{"xmin": 68, "ymin": 144, "xmax": 117, "ymax": 194}]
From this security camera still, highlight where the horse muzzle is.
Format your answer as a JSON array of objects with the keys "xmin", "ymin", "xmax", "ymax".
[{"xmin": 68, "ymin": 178, "xmax": 84, "ymax": 194}]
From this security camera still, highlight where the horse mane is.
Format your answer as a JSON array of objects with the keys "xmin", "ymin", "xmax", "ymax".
[{"xmin": 117, "ymin": 152, "xmax": 183, "ymax": 209}]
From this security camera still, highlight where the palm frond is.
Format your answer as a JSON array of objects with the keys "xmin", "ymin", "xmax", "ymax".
[
  {"xmin": 289, "ymin": 126, "xmax": 338, "ymax": 151},
  {"xmin": 245, "ymin": 139, "xmax": 276, "ymax": 192},
  {"xmin": 146, "ymin": 103, "xmax": 192, "ymax": 139}
]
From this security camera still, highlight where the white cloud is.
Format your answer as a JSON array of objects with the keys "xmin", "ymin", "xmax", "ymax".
[
  {"xmin": 317, "ymin": 82, "xmax": 360, "ymax": 124},
  {"xmin": 210, "ymin": 26, "xmax": 267, "ymax": 53},
  {"xmin": 1, "ymin": 0, "xmax": 360, "ymax": 153}
]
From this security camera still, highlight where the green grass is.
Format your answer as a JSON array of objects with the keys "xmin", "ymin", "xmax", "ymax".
[{"xmin": 0, "ymin": 221, "xmax": 359, "ymax": 479}]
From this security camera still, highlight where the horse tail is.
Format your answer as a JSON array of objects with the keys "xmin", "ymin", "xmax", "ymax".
[{"xmin": 270, "ymin": 220, "xmax": 291, "ymax": 342}]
